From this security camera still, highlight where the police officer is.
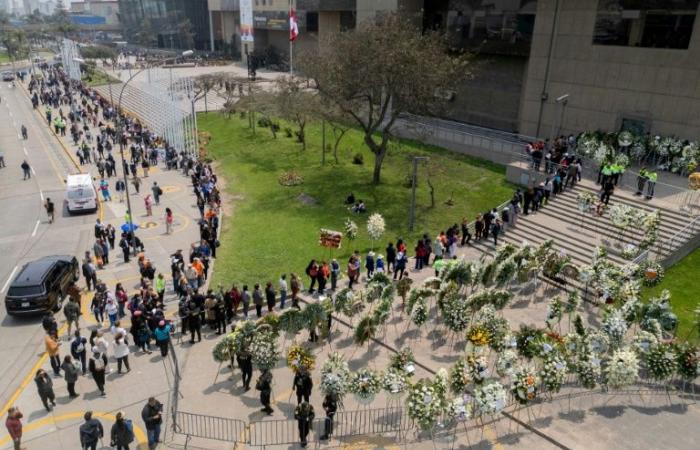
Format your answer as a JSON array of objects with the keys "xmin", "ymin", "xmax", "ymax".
[
  {"xmin": 237, "ymin": 351, "xmax": 253, "ymax": 390},
  {"xmin": 320, "ymin": 393, "xmax": 338, "ymax": 441},
  {"xmin": 293, "ymin": 368, "xmax": 313, "ymax": 404},
  {"xmin": 636, "ymin": 167, "xmax": 649, "ymax": 195},
  {"xmin": 646, "ymin": 171, "xmax": 657, "ymax": 200},
  {"xmin": 294, "ymin": 401, "xmax": 315, "ymax": 448},
  {"xmin": 256, "ymin": 369, "xmax": 273, "ymax": 414}
]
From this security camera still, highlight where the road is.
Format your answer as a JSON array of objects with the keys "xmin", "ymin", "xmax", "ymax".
[{"xmin": 0, "ymin": 76, "xmax": 99, "ymax": 413}]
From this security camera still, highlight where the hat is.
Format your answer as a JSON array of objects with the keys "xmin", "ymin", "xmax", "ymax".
[
  {"xmin": 377, "ymin": 254, "xmax": 383, "ymax": 259},
  {"xmin": 368, "ymin": 251, "xmax": 375, "ymax": 257}
]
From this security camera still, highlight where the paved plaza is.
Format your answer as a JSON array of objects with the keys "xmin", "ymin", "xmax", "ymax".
[{"xmin": 0, "ymin": 59, "xmax": 698, "ymax": 450}]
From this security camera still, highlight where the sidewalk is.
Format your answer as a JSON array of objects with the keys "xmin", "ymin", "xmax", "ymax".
[{"xmin": 0, "ymin": 76, "xmax": 204, "ymax": 450}]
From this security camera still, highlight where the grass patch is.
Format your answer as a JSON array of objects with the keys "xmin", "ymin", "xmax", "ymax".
[
  {"xmin": 200, "ymin": 113, "xmax": 515, "ymax": 287},
  {"xmin": 643, "ymin": 248, "xmax": 700, "ymax": 343},
  {"xmin": 82, "ymin": 69, "xmax": 120, "ymax": 87},
  {"xmin": 0, "ymin": 53, "xmax": 11, "ymax": 64}
]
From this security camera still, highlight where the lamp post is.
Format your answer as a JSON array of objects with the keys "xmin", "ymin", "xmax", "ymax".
[{"xmin": 108, "ymin": 50, "xmax": 194, "ymax": 254}]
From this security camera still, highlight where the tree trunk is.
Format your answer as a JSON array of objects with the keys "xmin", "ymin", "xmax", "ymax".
[
  {"xmin": 366, "ymin": 134, "xmax": 388, "ymax": 185},
  {"xmin": 427, "ymin": 177, "xmax": 435, "ymax": 208}
]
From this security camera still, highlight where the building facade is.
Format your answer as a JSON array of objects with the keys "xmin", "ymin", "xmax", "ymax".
[
  {"xmin": 520, "ymin": 0, "xmax": 700, "ymax": 141},
  {"xmin": 118, "ymin": 0, "xmax": 211, "ymax": 49},
  {"xmin": 71, "ymin": 1, "xmax": 120, "ymax": 25}
]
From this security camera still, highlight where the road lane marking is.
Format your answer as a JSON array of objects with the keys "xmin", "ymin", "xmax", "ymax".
[
  {"xmin": 39, "ymin": 190, "xmax": 44, "ymax": 201},
  {"xmin": 30, "ymin": 166, "xmax": 36, "ymax": 176},
  {"xmin": 22, "ymin": 146, "xmax": 27, "ymax": 155},
  {"xmin": 31, "ymin": 220, "xmax": 40, "ymax": 237},
  {"xmin": 1, "ymin": 265, "xmax": 18, "ymax": 293}
]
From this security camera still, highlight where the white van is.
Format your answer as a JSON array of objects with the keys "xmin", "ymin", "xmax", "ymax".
[{"xmin": 65, "ymin": 174, "xmax": 98, "ymax": 214}]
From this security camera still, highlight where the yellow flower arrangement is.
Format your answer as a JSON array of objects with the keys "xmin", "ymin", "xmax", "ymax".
[
  {"xmin": 287, "ymin": 344, "xmax": 316, "ymax": 373},
  {"xmin": 467, "ymin": 325, "xmax": 491, "ymax": 347}
]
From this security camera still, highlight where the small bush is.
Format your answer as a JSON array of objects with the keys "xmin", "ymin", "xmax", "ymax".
[
  {"xmin": 278, "ymin": 171, "xmax": 304, "ymax": 186},
  {"xmin": 271, "ymin": 123, "xmax": 280, "ymax": 132},
  {"xmin": 257, "ymin": 117, "xmax": 272, "ymax": 128},
  {"xmin": 294, "ymin": 130, "xmax": 305, "ymax": 143},
  {"xmin": 284, "ymin": 127, "xmax": 293, "ymax": 138},
  {"xmin": 352, "ymin": 153, "xmax": 364, "ymax": 165},
  {"xmin": 239, "ymin": 111, "xmax": 247, "ymax": 119}
]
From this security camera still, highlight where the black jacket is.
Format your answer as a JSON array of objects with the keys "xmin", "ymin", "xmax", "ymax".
[{"xmin": 141, "ymin": 401, "xmax": 163, "ymax": 430}]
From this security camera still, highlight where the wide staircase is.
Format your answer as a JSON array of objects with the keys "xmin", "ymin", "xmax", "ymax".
[{"xmin": 470, "ymin": 177, "xmax": 698, "ymax": 295}]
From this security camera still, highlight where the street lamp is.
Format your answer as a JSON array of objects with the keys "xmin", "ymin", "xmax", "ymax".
[{"xmin": 114, "ymin": 50, "xmax": 193, "ymax": 254}]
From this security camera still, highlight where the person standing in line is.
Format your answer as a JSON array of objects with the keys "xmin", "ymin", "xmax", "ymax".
[
  {"xmin": 106, "ymin": 224, "xmax": 116, "ymax": 250},
  {"xmin": 290, "ymin": 275, "xmax": 300, "ymax": 309},
  {"xmin": 164, "ymin": 208, "xmax": 174, "ymax": 234},
  {"xmin": 21, "ymin": 160, "xmax": 31, "ymax": 180},
  {"xmin": 114, "ymin": 332, "xmax": 131, "ymax": 374},
  {"xmin": 44, "ymin": 332, "xmax": 61, "ymax": 376},
  {"xmin": 265, "ymin": 281, "xmax": 276, "ymax": 312},
  {"xmin": 238, "ymin": 351, "xmax": 253, "ymax": 390},
  {"xmin": 141, "ymin": 397, "xmax": 163, "ymax": 450},
  {"xmin": 256, "ymin": 368, "xmax": 273, "ymax": 414},
  {"xmin": 492, "ymin": 219, "xmax": 502, "ymax": 247},
  {"xmin": 63, "ymin": 298, "xmax": 81, "ymax": 335},
  {"xmin": 89, "ymin": 347, "xmax": 107, "ymax": 396},
  {"xmin": 61, "ymin": 355, "xmax": 80, "ymax": 398},
  {"xmin": 5, "ymin": 407, "xmax": 24, "ymax": 450},
  {"xmin": 252, "ymin": 283, "xmax": 264, "ymax": 318},
  {"xmin": 34, "ymin": 369, "xmax": 56, "ymax": 411},
  {"xmin": 320, "ymin": 393, "xmax": 338, "ymax": 440},
  {"xmin": 154, "ymin": 320, "xmax": 172, "ymax": 357},
  {"xmin": 110, "ymin": 411, "xmax": 135, "ymax": 450},
  {"xmin": 241, "ymin": 285, "xmax": 251, "ymax": 318},
  {"xmin": 278, "ymin": 274, "xmax": 288, "ymax": 309},
  {"xmin": 71, "ymin": 330, "xmax": 88, "ymax": 375},
  {"xmin": 151, "ymin": 182, "xmax": 162, "ymax": 205},
  {"xmin": 293, "ymin": 367, "xmax": 313, "ymax": 404},
  {"xmin": 44, "ymin": 198, "xmax": 55, "ymax": 223},
  {"xmin": 330, "ymin": 259, "xmax": 340, "ymax": 290},
  {"xmin": 393, "ymin": 251, "xmax": 407, "ymax": 280},
  {"xmin": 294, "ymin": 401, "xmax": 315, "ymax": 448},
  {"xmin": 79, "ymin": 411, "xmax": 104, "ymax": 450}
]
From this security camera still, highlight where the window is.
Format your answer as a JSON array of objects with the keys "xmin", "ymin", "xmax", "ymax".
[
  {"xmin": 593, "ymin": 0, "xmax": 699, "ymax": 49},
  {"xmin": 306, "ymin": 12, "xmax": 318, "ymax": 32}
]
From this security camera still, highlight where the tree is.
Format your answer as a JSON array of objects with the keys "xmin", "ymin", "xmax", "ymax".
[
  {"xmin": 25, "ymin": 9, "xmax": 45, "ymax": 25},
  {"xmin": 270, "ymin": 76, "xmax": 318, "ymax": 151},
  {"xmin": 318, "ymin": 99, "xmax": 351, "ymax": 164},
  {"xmin": 193, "ymin": 73, "xmax": 221, "ymax": 113},
  {"xmin": 301, "ymin": 13, "xmax": 469, "ymax": 184},
  {"xmin": 1, "ymin": 29, "xmax": 29, "ymax": 61},
  {"xmin": 80, "ymin": 45, "xmax": 117, "ymax": 61},
  {"xmin": 236, "ymin": 82, "xmax": 279, "ymax": 139},
  {"xmin": 134, "ymin": 19, "xmax": 156, "ymax": 47},
  {"xmin": 51, "ymin": 2, "xmax": 76, "ymax": 36}
]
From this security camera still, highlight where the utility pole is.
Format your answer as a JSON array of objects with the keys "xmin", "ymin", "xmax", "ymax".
[
  {"xmin": 409, "ymin": 156, "xmax": 429, "ymax": 231},
  {"xmin": 321, "ymin": 119, "xmax": 326, "ymax": 165}
]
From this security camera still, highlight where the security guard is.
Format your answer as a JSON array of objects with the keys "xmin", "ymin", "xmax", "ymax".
[
  {"xmin": 635, "ymin": 167, "xmax": 649, "ymax": 195},
  {"xmin": 646, "ymin": 171, "xmax": 658, "ymax": 199}
]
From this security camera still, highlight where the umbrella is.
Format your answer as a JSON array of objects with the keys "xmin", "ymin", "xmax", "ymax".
[{"xmin": 121, "ymin": 222, "xmax": 139, "ymax": 233}]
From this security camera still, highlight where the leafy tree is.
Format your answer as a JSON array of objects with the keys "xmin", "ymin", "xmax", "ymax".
[
  {"xmin": 1, "ymin": 29, "xmax": 30, "ymax": 61},
  {"xmin": 269, "ymin": 76, "xmax": 318, "ymax": 150},
  {"xmin": 80, "ymin": 45, "xmax": 117, "ymax": 61},
  {"xmin": 301, "ymin": 13, "xmax": 469, "ymax": 184},
  {"xmin": 51, "ymin": 2, "xmax": 76, "ymax": 36}
]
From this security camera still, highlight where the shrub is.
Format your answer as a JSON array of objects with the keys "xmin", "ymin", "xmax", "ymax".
[
  {"xmin": 278, "ymin": 171, "xmax": 304, "ymax": 186},
  {"xmin": 352, "ymin": 153, "xmax": 364, "ymax": 165},
  {"xmin": 257, "ymin": 117, "xmax": 272, "ymax": 128},
  {"xmin": 284, "ymin": 127, "xmax": 293, "ymax": 138}
]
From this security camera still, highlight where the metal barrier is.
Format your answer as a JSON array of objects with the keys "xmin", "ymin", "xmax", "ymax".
[
  {"xmin": 175, "ymin": 411, "xmax": 248, "ymax": 443},
  {"xmin": 333, "ymin": 406, "xmax": 410, "ymax": 438},
  {"xmin": 634, "ymin": 214, "xmax": 700, "ymax": 266}
]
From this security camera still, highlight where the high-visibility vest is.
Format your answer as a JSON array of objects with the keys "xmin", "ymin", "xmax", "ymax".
[{"xmin": 648, "ymin": 172, "xmax": 658, "ymax": 182}]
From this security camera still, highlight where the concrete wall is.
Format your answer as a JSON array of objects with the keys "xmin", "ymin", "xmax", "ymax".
[{"xmin": 520, "ymin": 0, "xmax": 700, "ymax": 140}]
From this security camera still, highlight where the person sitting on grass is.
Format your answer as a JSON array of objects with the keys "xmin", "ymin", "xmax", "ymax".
[
  {"xmin": 352, "ymin": 200, "xmax": 366, "ymax": 214},
  {"xmin": 345, "ymin": 193, "xmax": 355, "ymax": 205}
]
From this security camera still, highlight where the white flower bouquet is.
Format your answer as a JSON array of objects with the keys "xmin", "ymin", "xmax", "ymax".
[
  {"xmin": 344, "ymin": 218, "xmax": 358, "ymax": 240},
  {"xmin": 511, "ymin": 366, "xmax": 539, "ymax": 405},
  {"xmin": 447, "ymin": 394, "xmax": 473, "ymax": 422},
  {"xmin": 496, "ymin": 349, "xmax": 518, "ymax": 378},
  {"xmin": 576, "ymin": 356, "xmax": 601, "ymax": 389},
  {"xmin": 602, "ymin": 310, "xmax": 628, "ymax": 347},
  {"xmin": 605, "ymin": 348, "xmax": 639, "ymax": 388},
  {"xmin": 411, "ymin": 299, "xmax": 428, "ymax": 327},
  {"xmin": 473, "ymin": 381, "xmax": 507, "ymax": 416},
  {"xmin": 250, "ymin": 330, "xmax": 280, "ymax": 370},
  {"xmin": 349, "ymin": 368, "xmax": 381, "ymax": 403},
  {"xmin": 407, "ymin": 379, "xmax": 442, "ymax": 431},
  {"xmin": 541, "ymin": 354, "xmax": 567, "ymax": 393},
  {"xmin": 382, "ymin": 368, "xmax": 409, "ymax": 398},
  {"xmin": 576, "ymin": 191, "xmax": 597, "ymax": 212},
  {"xmin": 631, "ymin": 331, "xmax": 658, "ymax": 355},
  {"xmin": 320, "ymin": 352, "xmax": 350, "ymax": 397},
  {"xmin": 366, "ymin": 213, "xmax": 386, "ymax": 242}
]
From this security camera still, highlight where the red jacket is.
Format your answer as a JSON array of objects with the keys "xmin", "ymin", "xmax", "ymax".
[{"xmin": 6, "ymin": 413, "xmax": 22, "ymax": 439}]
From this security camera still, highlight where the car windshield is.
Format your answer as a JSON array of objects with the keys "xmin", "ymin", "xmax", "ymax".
[
  {"xmin": 7, "ymin": 286, "xmax": 44, "ymax": 297},
  {"xmin": 67, "ymin": 188, "xmax": 93, "ymax": 200}
]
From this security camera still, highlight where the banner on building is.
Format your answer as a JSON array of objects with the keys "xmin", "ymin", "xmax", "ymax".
[{"xmin": 240, "ymin": 0, "xmax": 254, "ymax": 43}]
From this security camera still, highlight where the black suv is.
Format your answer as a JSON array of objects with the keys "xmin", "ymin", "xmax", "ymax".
[{"xmin": 4, "ymin": 256, "xmax": 79, "ymax": 316}]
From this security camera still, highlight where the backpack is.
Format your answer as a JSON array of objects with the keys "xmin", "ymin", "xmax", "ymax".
[
  {"xmin": 157, "ymin": 187, "xmax": 163, "ymax": 196},
  {"xmin": 125, "ymin": 419, "xmax": 134, "ymax": 441},
  {"xmin": 93, "ymin": 355, "xmax": 104, "ymax": 371}
]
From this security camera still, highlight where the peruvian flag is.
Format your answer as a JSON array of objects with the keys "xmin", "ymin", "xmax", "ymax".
[{"xmin": 289, "ymin": 8, "xmax": 299, "ymax": 42}]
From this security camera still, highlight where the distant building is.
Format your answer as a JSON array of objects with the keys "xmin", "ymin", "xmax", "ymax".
[
  {"xmin": 117, "ymin": 0, "xmax": 211, "ymax": 50},
  {"xmin": 71, "ymin": 0, "xmax": 119, "ymax": 25}
]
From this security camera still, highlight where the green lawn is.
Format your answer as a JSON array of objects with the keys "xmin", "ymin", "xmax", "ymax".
[
  {"xmin": 0, "ymin": 53, "xmax": 11, "ymax": 64},
  {"xmin": 82, "ymin": 69, "xmax": 120, "ymax": 87},
  {"xmin": 643, "ymin": 248, "xmax": 700, "ymax": 342},
  {"xmin": 200, "ymin": 113, "xmax": 515, "ymax": 287}
]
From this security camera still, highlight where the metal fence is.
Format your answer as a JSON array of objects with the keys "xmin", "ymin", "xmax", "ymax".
[{"xmin": 175, "ymin": 411, "xmax": 248, "ymax": 443}]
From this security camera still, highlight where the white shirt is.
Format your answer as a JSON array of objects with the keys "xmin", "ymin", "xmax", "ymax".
[
  {"xmin": 279, "ymin": 278, "xmax": 288, "ymax": 292},
  {"xmin": 113, "ymin": 338, "xmax": 129, "ymax": 358}
]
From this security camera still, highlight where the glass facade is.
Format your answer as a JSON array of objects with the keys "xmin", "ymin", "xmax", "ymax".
[
  {"xmin": 593, "ymin": 0, "xmax": 699, "ymax": 49},
  {"xmin": 118, "ymin": 0, "xmax": 211, "ymax": 50}
]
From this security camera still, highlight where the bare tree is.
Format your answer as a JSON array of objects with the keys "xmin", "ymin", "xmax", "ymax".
[
  {"xmin": 301, "ymin": 13, "xmax": 469, "ymax": 184},
  {"xmin": 270, "ymin": 76, "xmax": 319, "ymax": 151},
  {"xmin": 193, "ymin": 73, "xmax": 221, "ymax": 113}
]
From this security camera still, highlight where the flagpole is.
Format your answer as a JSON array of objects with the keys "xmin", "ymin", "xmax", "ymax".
[{"xmin": 289, "ymin": 0, "xmax": 294, "ymax": 76}]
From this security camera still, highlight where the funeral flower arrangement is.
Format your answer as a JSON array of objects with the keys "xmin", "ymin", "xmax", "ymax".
[{"xmin": 349, "ymin": 368, "xmax": 382, "ymax": 403}]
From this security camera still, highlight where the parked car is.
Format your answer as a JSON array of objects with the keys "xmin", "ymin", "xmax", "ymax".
[
  {"xmin": 4, "ymin": 256, "xmax": 79, "ymax": 316},
  {"xmin": 1, "ymin": 71, "xmax": 15, "ymax": 81}
]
